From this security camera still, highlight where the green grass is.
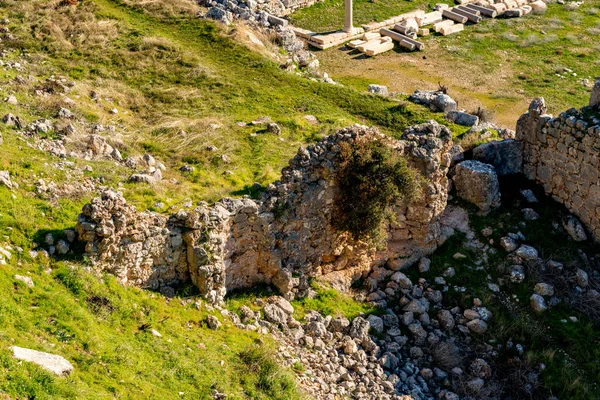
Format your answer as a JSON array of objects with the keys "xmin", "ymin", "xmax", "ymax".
[
  {"xmin": 224, "ymin": 281, "xmax": 377, "ymax": 322},
  {"xmin": 0, "ymin": 261, "xmax": 302, "ymax": 399},
  {"xmin": 0, "ymin": 0, "xmax": 466, "ymax": 208},
  {"xmin": 291, "ymin": 281, "xmax": 379, "ymax": 320}
]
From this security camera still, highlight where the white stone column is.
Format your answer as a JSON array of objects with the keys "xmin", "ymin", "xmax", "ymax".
[{"xmin": 344, "ymin": 0, "xmax": 353, "ymax": 33}]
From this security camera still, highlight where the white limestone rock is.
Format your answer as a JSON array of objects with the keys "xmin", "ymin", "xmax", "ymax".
[{"xmin": 11, "ymin": 346, "xmax": 73, "ymax": 376}]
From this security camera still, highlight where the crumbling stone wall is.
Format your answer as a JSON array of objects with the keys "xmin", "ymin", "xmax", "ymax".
[
  {"xmin": 76, "ymin": 123, "xmax": 453, "ymax": 303},
  {"xmin": 516, "ymin": 98, "xmax": 600, "ymax": 241}
]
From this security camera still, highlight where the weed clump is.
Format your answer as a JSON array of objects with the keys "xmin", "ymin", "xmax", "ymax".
[
  {"xmin": 334, "ymin": 139, "xmax": 419, "ymax": 244},
  {"xmin": 238, "ymin": 347, "xmax": 300, "ymax": 399}
]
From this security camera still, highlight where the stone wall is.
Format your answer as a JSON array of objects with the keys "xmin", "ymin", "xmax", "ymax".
[
  {"xmin": 76, "ymin": 123, "xmax": 454, "ymax": 303},
  {"xmin": 516, "ymin": 97, "xmax": 600, "ymax": 241}
]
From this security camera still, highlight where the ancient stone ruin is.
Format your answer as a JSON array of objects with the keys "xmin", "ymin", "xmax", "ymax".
[
  {"xmin": 76, "ymin": 86, "xmax": 600, "ymax": 305},
  {"xmin": 517, "ymin": 97, "xmax": 600, "ymax": 241},
  {"xmin": 76, "ymin": 123, "xmax": 453, "ymax": 303}
]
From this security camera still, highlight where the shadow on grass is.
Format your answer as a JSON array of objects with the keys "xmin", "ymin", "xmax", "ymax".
[{"xmin": 32, "ymin": 228, "xmax": 86, "ymax": 262}]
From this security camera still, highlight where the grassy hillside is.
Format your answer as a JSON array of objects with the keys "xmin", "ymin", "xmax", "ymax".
[
  {"xmin": 0, "ymin": 0, "xmax": 461, "ymax": 398},
  {"xmin": 1, "ymin": 0, "xmax": 465, "ymax": 209},
  {"xmin": 0, "ymin": 260, "xmax": 302, "ymax": 399}
]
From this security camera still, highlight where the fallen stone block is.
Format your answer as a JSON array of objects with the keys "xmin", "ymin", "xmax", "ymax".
[
  {"xmin": 11, "ymin": 346, "xmax": 74, "ymax": 376},
  {"xmin": 267, "ymin": 14, "xmax": 288, "ymax": 27},
  {"xmin": 380, "ymin": 29, "xmax": 424, "ymax": 50},
  {"xmin": 452, "ymin": 7, "xmax": 482, "ymax": 23},
  {"xmin": 348, "ymin": 39, "xmax": 366, "ymax": 49},
  {"xmin": 489, "ymin": 3, "xmax": 507, "ymax": 13},
  {"xmin": 472, "ymin": 139, "xmax": 523, "ymax": 176},
  {"xmin": 397, "ymin": 39, "xmax": 416, "ymax": 51},
  {"xmin": 361, "ymin": 10, "xmax": 425, "ymax": 32},
  {"xmin": 433, "ymin": 19, "xmax": 454, "ymax": 32},
  {"xmin": 357, "ymin": 38, "xmax": 385, "ymax": 53},
  {"xmin": 502, "ymin": 8, "xmax": 523, "ymax": 18},
  {"xmin": 520, "ymin": 5, "xmax": 532, "ymax": 14},
  {"xmin": 362, "ymin": 32, "xmax": 381, "ymax": 41},
  {"xmin": 446, "ymin": 110, "xmax": 478, "ymax": 126},
  {"xmin": 465, "ymin": 4, "xmax": 497, "ymax": 17},
  {"xmin": 442, "ymin": 9, "xmax": 468, "ymax": 23},
  {"xmin": 439, "ymin": 23, "xmax": 464, "ymax": 36},
  {"xmin": 529, "ymin": 0, "xmax": 547, "ymax": 14},
  {"xmin": 455, "ymin": 5, "xmax": 480, "ymax": 16},
  {"xmin": 365, "ymin": 40, "xmax": 394, "ymax": 56},
  {"xmin": 418, "ymin": 28, "xmax": 430, "ymax": 36},
  {"xmin": 454, "ymin": 160, "xmax": 501, "ymax": 213},
  {"xmin": 416, "ymin": 11, "xmax": 443, "ymax": 26},
  {"xmin": 393, "ymin": 18, "xmax": 419, "ymax": 35}
]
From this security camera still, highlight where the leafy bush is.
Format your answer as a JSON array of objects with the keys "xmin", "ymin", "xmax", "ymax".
[{"xmin": 334, "ymin": 139, "xmax": 419, "ymax": 244}]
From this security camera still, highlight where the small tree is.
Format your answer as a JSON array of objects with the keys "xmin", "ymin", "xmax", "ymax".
[{"xmin": 334, "ymin": 139, "xmax": 419, "ymax": 245}]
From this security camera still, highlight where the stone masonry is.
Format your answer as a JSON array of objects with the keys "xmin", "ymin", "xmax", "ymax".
[
  {"xmin": 516, "ymin": 97, "xmax": 600, "ymax": 242},
  {"xmin": 76, "ymin": 123, "xmax": 454, "ymax": 303}
]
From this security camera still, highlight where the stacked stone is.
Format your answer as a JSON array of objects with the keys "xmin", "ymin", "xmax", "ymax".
[
  {"xmin": 75, "ymin": 190, "xmax": 189, "ymax": 291},
  {"xmin": 76, "ymin": 123, "xmax": 455, "ymax": 304},
  {"xmin": 517, "ymin": 97, "xmax": 600, "ymax": 242}
]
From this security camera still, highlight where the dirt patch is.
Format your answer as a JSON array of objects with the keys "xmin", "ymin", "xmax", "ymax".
[{"xmin": 317, "ymin": 42, "xmax": 530, "ymax": 128}]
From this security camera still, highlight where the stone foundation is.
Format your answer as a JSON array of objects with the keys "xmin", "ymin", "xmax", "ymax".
[
  {"xmin": 516, "ymin": 98, "xmax": 600, "ymax": 241},
  {"xmin": 76, "ymin": 123, "xmax": 454, "ymax": 303}
]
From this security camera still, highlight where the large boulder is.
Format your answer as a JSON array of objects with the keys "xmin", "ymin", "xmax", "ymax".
[
  {"xmin": 349, "ymin": 317, "xmax": 370, "ymax": 339},
  {"xmin": 433, "ymin": 94, "xmax": 458, "ymax": 113},
  {"xmin": 0, "ymin": 170, "xmax": 16, "ymax": 189},
  {"xmin": 11, "ymin": 346, "xmax": 73, "ymax": 376},
  {"xmin": 368, "ymin": 84, "xmax": 389, "ymax": 96},
  {"xmin": 562, "ymin": 215, "xmax": 588, "ymax": 242},
  {"xmin": 409, "ymin": 90, "xmax": 457, "ymax": 113},
  {"xmin": 454, "ymin": 160, "xmax": 501, "ymax": 213},
  {"xmin": 446, "ymin": 111, "xmax": 479, "ymax": 127},
  {"xmin": 472, "ymin": 139, "xmax": 523, "ymax": 176},
  {"xmin": 263, "ymin": 303, "xmax": 288, "ymax": 326},
  {"xmin": 530, "ymin": 0, "xmax": 547, "ymax": 14},
  {"xmin": 591, "ymin": 79, "xmax": 600, "ymax": 107}
]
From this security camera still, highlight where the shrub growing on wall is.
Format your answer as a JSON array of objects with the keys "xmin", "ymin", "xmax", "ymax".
[{"xmin": 335, "ymin": 138, "xmax": 420, "ymax": 245}]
